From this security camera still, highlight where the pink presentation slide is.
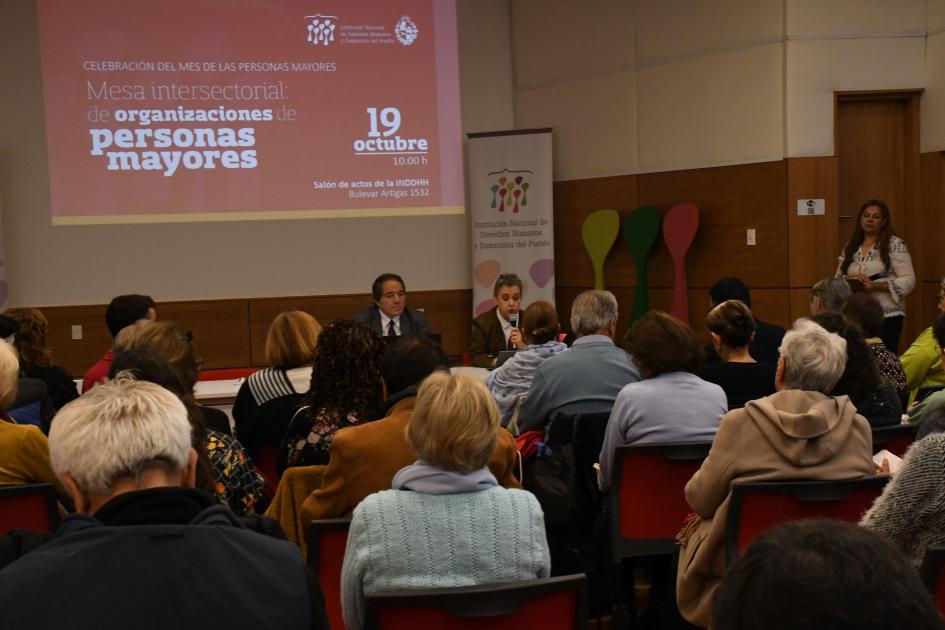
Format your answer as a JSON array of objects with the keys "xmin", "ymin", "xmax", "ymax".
[{"xmin": 36, "ymin": 0, "xmax": 464, "ymax": 223}]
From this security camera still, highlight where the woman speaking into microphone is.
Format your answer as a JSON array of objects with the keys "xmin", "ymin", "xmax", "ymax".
[
  {"xmin": 836, "ymin": 199, "xmax": 915, "ymax": 353},
  {"xmin": 470, "ymin": 273, "xmax": 524, "ymax": 368}
]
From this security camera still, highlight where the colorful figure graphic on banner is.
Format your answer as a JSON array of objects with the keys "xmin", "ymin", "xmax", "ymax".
[
  {"xmin": 489, "ymin": 169, "xmax": 531, "ymax": 213},
  {"xmin": 468, "ymin": 132, "xmax": 554, "ymax": 321}
]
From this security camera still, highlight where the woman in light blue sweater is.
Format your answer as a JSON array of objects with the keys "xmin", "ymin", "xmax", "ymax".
[{"xmin": 341, "ymin": 372, "xmax": 551, "ymax": 629}]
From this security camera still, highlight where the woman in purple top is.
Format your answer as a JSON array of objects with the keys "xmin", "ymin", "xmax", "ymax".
[{"xmin": 599, "ymin": 311, "xmax": 727, "ymax": 489}]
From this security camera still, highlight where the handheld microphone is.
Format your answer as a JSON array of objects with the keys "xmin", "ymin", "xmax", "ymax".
[{"xmin": 509, "ymin": 312, "xmax": 519, "ymax": 328}]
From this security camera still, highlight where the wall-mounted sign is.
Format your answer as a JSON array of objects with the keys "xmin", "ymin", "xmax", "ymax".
[{"xmin": 796, "ymin": 198, "xmax": 826, "ymax": 216}]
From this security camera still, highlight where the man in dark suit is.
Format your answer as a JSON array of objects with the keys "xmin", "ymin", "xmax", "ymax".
[{"xmin": 351, "ymin": 273, "xmax": 433, "ymax": 338}]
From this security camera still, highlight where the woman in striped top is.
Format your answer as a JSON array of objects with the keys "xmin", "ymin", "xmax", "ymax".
[{"xmin": 232, "ymin": 310, "xmax": 321, "ymax": 453}]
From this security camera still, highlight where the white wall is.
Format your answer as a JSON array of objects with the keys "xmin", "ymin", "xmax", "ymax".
[
  {"xmin": 513, "ymin": 0, "xmax": 637, "ymax": 179},
  {"xmin": 0, "ymin": 0, "xmax": 515, "ymax": 307},
  {"xmin": 784, "ymin": 0, "xmax": 927, "ymax": 157},
  {"xmin": 511, "ymin": 0, "xmax": 941, "ymax": 178}
]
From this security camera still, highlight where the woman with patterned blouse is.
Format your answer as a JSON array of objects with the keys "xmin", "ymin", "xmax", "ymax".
[
  {"xmin": 279, "ymin": 319, "xmax": 385, "ymax": 472},
  {"xmin": 836, "ymin": 199, "xmax": 915, "ymax": 353},
  {"xmin": 843, "ymin": 292, "xmax": 908, "ymax": 403},
  {"xmin": 114, "ymin": 325, "xmax": 265, "ymax": 515}
]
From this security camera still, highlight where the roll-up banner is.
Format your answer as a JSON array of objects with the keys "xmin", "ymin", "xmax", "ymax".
[{"xmin": 467, "ymin": 129, "xmax": 554, "ymax": 316}]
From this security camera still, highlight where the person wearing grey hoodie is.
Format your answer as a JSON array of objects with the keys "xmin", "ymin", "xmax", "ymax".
[{"xmin": 675, "ymin": 319, "xmax": 875, "ymax": 628}]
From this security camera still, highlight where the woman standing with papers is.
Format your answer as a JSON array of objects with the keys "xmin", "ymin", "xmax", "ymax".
[{"xmin": 836, "ymin": 199, "xmax": 915, "ymax": 352}]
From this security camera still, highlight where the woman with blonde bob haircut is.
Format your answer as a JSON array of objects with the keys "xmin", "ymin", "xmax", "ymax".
[
  {"xmin": 407, "ymin": 371, "xmax": 501, "ymax": 472},
  {"xmin": 233, "ymin": 310, "xmax": 321, "ymax": 445},
  {"xmin": 341, "ymin": 372, "xmax": 551, "ymax": 630}
]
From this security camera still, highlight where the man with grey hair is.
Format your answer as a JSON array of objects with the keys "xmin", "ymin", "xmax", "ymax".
[
  {"xmin": 515, "ymin": 290, "xmax": 640, "ymax": 434},
  {"xmin": 0, "ymin": 376, "xmax": 328, "ymax": 630},
  {"xmin": 810, "ymin": 277, "xmax": 852, "ymax": 315},
  {"xmin": 676, "ymin": 318, "xmax": 874, "ymax": 627}
]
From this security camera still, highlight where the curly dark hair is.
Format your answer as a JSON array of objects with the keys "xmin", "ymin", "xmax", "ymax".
[
  {"xmin": 5, "ymin": 308, "xmax": 52, "ymax": 371},
  {"xmin": 811, "ymin": 312, "xmax": 881, "ymax": 399},
  {"xmin": 302, "ymin": 319, "xmax": 385, "ymax": 420},
  {"xmin": 839, "ymin": 199, "xmax": 895, "ymax": 276}
]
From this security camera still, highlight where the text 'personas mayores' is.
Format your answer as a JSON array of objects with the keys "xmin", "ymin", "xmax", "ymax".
[{"xmin": 89, "ymin": 127, "xmax": 257, "ymax": 177}]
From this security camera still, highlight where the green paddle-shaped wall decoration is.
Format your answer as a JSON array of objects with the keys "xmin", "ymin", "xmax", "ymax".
[
  {"xmin": 623, "ymin": 206, "xmax": 662, "ymax": 325},
  {"xmin": 581, "ymin": 209, "xmax": 620, "ymax": 290}
]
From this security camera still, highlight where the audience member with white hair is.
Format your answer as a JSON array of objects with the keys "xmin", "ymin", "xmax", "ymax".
[
  {"xmin": 341, "ymin": 372, "xmax": 550, "ymax": 630},
  {"xmin": 0, "ymin": 341, "xmax": 63, "ymax": 493},
  {"xmin": 0, "ymin": 375, "xmax": 328, "ymax": 630},
  {"xmin": 675, "ymin": 319, "xmax": 875, "ymax": 628}
]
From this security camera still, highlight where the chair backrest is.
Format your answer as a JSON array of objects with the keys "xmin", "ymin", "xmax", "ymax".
[
  {"xmin": 724, "ymin": 476, "xmax": 890, "ymax": 562},
  {"xmin": 307, "ymin": 518, "xmax": 351, "ymax": 630},
  {"xmin": 553, "ymin": 411, "xmax": 611, "ymax": 497},
  {"xmin": 609, "ymin": 442, "xmax": 712, "ymax": 559},
  {"xmin": 254, "ymin": 444, "xmax": 281, "ymax": 496},
  {"xmin": 871, "ymin": 423, "xmax": 918, "ymax": 457},
  {"xmin": 920, "ymin": 546, "xmax": 945, "ymax": 617},
  {"xmin": 533, "ymin": 411, "xmax": 610, "ymax": 529},
  {"xmin": 242, "ymin": 393, "xmax": 304, "ymax": 457},
  {"xmin": 364, "ymin": 574, "xmax": 588, "ymax": 630},
  {"xmin": 0, "ymin": 483, "xmax": 60, "ymax": 533}
]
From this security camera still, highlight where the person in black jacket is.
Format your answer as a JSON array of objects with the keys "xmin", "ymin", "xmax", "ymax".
[
  {"xmin": 0, "ymin": 376, "xmax": 328, "ymax": 630},
  {"xmin": 3, "ymin": 309, "xmax": 77, "ymax": 420}
]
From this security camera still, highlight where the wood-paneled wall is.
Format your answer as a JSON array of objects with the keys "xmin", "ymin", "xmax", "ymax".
[
  {"xmin": 554, "ymin": 161, "xmax": 791, "ymax": 342},
  {"xmin": 41, "ymin": 290, "xmax": 472, "ymax": 376},
  {"xmin": 32, "ymin": 152, "xmax": 945, "ymax": 376}
]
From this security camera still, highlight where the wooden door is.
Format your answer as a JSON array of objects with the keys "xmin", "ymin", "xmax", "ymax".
[{"xmin": 835, "ymin": 90, "xmax": 922, "ymax": 349}]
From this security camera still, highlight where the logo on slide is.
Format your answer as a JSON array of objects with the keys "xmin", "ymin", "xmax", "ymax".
[
  {"xmin": 305, "ymin": 13, "xmax": 337, "ymax": 46},
  {"xmin": 394, "ymin": 16, "xmax": 418, "ymax": 46},
  {"xmin": 488, "ymin": 170, "xmax": 532, "ymax": 214}
]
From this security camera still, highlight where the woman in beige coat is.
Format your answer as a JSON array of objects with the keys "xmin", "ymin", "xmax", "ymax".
[{"xmin": 676, "ymin": 319, "xmax": 875, "ymax": 627}]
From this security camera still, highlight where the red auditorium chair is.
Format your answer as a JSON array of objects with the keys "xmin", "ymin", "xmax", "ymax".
[
  {"xmin": 606, "ymin": 442, "xmax": 711, "ymax": 626},
  {"xmin": 0, "ymin": 483, "xmax": 60, "ymax": 533},
  {"xmin": 871, "ymin": 423, "xmax": 918, "ymax": 458},
  {"xmin": 363, "ymin": 574, "xmax": 588, "ymax": 630},
  {"xmin": 724, "ymin": 476, "xmax": 890, "ymax": 562},
  {"xmin": 921, "ymin": 546, "xmax": 945, "ymax": 617},
  {"xmin": 608, "ymin": 441, "xmax": 712, "ymax": 558},
  {"xmin": 308, "ymin": 518, "xmax": 351, "ymax": 630}
]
